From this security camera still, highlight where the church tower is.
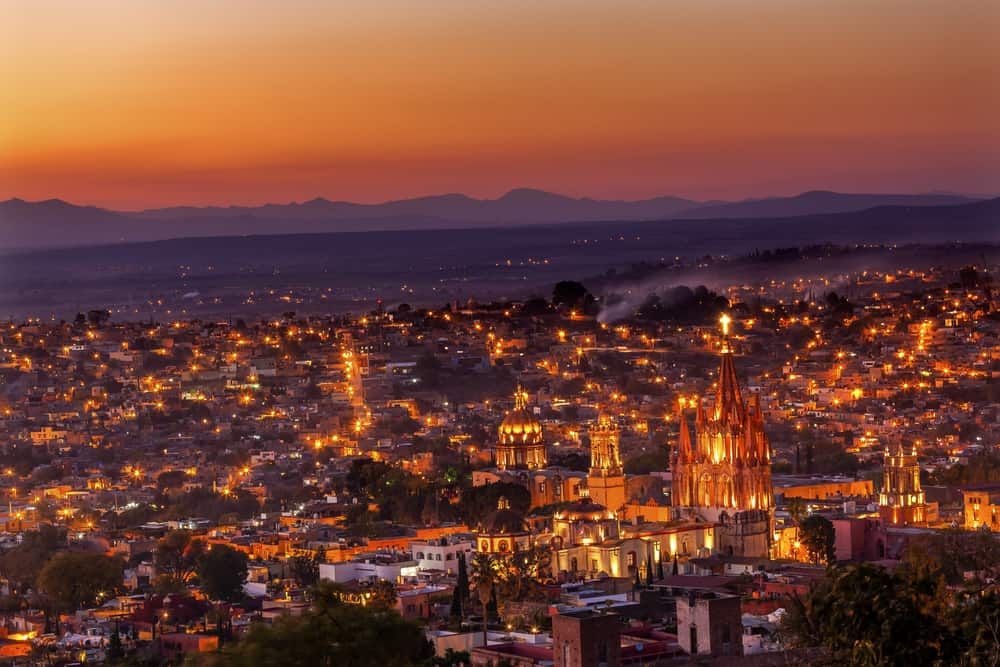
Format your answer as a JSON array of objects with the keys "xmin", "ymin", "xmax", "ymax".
[
  {"xmin": 879, "ymin": 443, "xmax": 928, "ymax": 526},
  {"xmin": 587, "ymin": 413, "xmax": 626, "ymax": 514},
  {"xmin": 671, "ymin": 315, "xmax": 774, "ymax": 557}
]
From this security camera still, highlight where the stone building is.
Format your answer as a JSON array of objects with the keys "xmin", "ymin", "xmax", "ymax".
[
  {"xmin": 670, "ymin": 316, "xmax": 774, "ymax": 558},
  {"xmin": 879, "ymin": 443, "xmax": 933, "ymax": 527},
  {"xmin": 473, "ymin": 387, "xmax": 584, "ymax": 509},
  {"xmin": 552, "ymin": 610, "xmax": 621, "ymax": 667},
  {"xmin": 586, "ymin": 414, "xmax": 626, "ymax": 515},
  {"xmin": 677, "ymin": 591, "xmax": 743, "ymax": 658},
  {"xmin": 475, "ymin": 496, "xmax": 532, "ymax": 556}
]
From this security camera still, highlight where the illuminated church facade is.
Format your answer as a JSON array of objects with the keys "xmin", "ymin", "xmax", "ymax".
[
  {"xmin": 879, "ymin": 443, "xmax": 933, "ymax": 527},
  {"xmin": 586, "ymin": 413, "xmax": 627, "ymax": 514},
  {"xmin": 472, "ymin": 387, "xmax": 586, "ymax": 508},
  {"xmin": 670, "ymin": 316, "xmax": 774, "ymax": 558}
]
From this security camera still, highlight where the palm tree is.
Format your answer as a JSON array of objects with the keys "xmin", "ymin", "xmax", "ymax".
[
  {"xmin": 470, "ymin": 553, "xmax": 501, "ymax": 646},
  {"xmin": 788, "ymin": 497, "xmax": 807, "ymax": 526}
]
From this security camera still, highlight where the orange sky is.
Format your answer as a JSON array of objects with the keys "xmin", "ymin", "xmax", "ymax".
[{"xmin": 2, "ymin": 0, "xmax": 998, "ymax": 209}]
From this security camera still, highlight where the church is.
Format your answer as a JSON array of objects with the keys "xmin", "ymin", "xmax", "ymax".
[
  {"xmin": 472, "ymin": 315, "xmax": 775, "ymax": 573},
  {"xmin": 471, "ymin": 386, "xmax": 586, "ymax": 508},
  {"xmin": 669, "ymin": 315, "xmax": 774, "ymax": 558}
]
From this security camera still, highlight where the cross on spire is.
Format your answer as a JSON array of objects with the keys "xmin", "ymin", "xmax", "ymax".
[
  {"xmin": 514, "ymin": 384, "xmax": 527, "ymax": 410},
  {"xmin": 719, "ymin": 313, "xmax": 731, "ymax": 353}
]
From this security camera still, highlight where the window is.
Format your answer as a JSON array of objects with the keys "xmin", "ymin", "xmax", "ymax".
[{"xmin": 416, "ymin": 552, "xmax": 424, "ymax": 560}]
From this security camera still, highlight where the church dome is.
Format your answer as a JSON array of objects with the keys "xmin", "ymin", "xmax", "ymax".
[
  {"xmin": 479, "ymin": 497, "xmax": 527, "ymax": 534},
  {"xmin": 498, "ymin": 387, "xmax": 543, "ymax": 444},
  {"xmin": 499, "ymin": 408, "xmax": 543, "ymax": 441},
  {"xmin": 495, "ymin": 386, "xmax": 547, "ymax": 470},
  {"xmin": 560, "ymin": 497, "xmax": 608, "ymax": 521}
]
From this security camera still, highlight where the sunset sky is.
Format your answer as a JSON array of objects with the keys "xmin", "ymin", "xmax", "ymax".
[{"xmin": 2, "ymin": 0, "xmax": 998, "ymax": 209}]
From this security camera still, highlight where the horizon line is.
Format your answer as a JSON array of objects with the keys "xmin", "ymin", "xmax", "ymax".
[{"xmin": 3, "ymin": 186, "xmax": 996, "ymax": 214}]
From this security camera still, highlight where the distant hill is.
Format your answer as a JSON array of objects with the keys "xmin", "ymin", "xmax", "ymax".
[
  {"xmin": 0, "ymin": 188, "xmax": 986, "ymax": 250},
  {"xmin": 674, "ymin": 191, "xmax": 977, "ymax": 219},
  {"xmin": 134, "ymin": 188, "xmax": 701, "ymax": 223},
  {"xmin": 1, "ymin": 196, "xmax": 996, "ymax": 318}
]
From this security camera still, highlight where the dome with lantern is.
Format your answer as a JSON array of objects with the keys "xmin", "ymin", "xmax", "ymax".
[
  {"xmin": 495, "ymin": 386, "xmax": 547, "ymax": 471},
  {"xmin": 476, "ymin": 496, "xmax": 532, "ymax": 555}
]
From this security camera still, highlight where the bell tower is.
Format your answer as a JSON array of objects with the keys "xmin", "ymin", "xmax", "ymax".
[
  {"xmin": 671, "ymin": 314, "xmax": 774, "ymax": 557},
  {"xmin": 588, "ymin": 414, "xmax": 626, "ymax": 513},
  {"xmin": 879, "ymin": 443, "xmax": 928, "ymax": 526}
]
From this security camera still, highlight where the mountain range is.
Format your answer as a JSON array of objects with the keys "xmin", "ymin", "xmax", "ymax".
[{"xmin": 0, "ymin": 188, "xmax": 984, "ymax": 250}]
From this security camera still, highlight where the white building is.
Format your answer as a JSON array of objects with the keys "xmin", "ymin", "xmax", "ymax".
[
  {"xmin": 319, "ymin": 557, "xmax": 418, "ymax": 584},
  {"xmin": 410, "ymin": 537, "xmax": 474, "ymax": 575}
]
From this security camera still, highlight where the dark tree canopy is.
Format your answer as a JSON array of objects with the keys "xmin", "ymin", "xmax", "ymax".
[
  {"xmin": 798, "ymin": 514, "xmax": 836, "ymax": 566},
  {"xmin": 38, "ymin": 551, "xmax": 123, "ymax": 613},
  {"xmin": 781, "ymin": 563, "xmax": 1000, "ymax": 666},
  {"xmin": 552, "ymin": 281, "xmax": 596, "ymax": 313},
  {"xmin": 197, "ymin": 544, "xmax": 250, "ymax": 602},
  {"xmin": 201, "ymin": 581, "xmax": 431, "ymax": 667}
]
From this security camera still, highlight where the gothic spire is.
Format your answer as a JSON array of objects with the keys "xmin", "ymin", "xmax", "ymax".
[
  {"xmin": 714, "ymin": 314, "xmax": 744, "ymax": 424},
  {"xmin": 677, "ymin": 409, "xmax": 693, "ymax": 463}
]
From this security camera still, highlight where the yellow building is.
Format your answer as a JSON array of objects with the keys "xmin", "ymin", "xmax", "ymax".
[
  {"xmin": 547, "ymin": 499, "xmax": 715, "ymax": 579},
  {"xmin": 586, "ymin": 414, "xmax": 626, "ymax": 514},
  {"xmin": 879, "ymin": 444, "xmax": 932, "ymax": 527},
  {"xmin": 962, "ymin": 484, "xmax": 1000, "ymax": 531}
]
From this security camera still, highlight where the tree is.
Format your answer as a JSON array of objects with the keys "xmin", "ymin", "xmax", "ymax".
[
  {"xmin": 107, "ymin": 620, "xmax": 124, "ymax": 661},
  {"xmin": 449, "ymin": 585, "xmax": 463, "ymax": 622},
  {"xmin": 470, "ymin": 554, "xmax": 501, "ymax": 646},
  {"xmin": 154, "ymin": 530, "xmax": 205, "ymax": 592},
  {"xmin": 203, "ymin": 580, "xmax": 431, "ymax": 666},
  {"xmin": 799, "ymin": 515, "xmax": 836, "ymax": 566},
  {"xmin": 87, "ymin": 309, "xmax": 111, "ymax": 327},
  {"xmin": 289, "ymin": 549, "xmax": 323, "ymax": 588},
  {"xmin": 416, "ymin": 352, "xmax": 443, "ymax": 388},
  {"xmin": 901, "ymin": 528, "xmax": 1000, "ymax": 584},
  {"xmin": 197, "ymin": 544, "xmax": 249, "ymax": 602},
  {"xmin": 552, "ymin": 281, "xmax": 594, "ymax": 312},
  {"xmin": 787, "ymin": 497, "xmax": 807, "ymax": 525},
  {"xmin": 156, "ymin": 469, "xmax": 187, "ymax": 492},
  {"xmin": 367, "ymin": 579, "xmax": 397, "ymax": 611},
  {"xmin": 780, "ymin": 563, "xmax": 953, "ymax": 666},
  {"xmin": 37, "ymin": 551, "xmax": 122, "ymax": 616},
  {"xmin": 0, "ymin": 524, "xmax": 65, "ymax": 595},
  {"xmin": 433, "ymin": 648, "xmax": 471, "ymax": 666},
  {"xmin": 498, "ymin": 547, "xmax": 549, "ymax": 601},
  {"xmin": 656, "ymin": 557, "xmax": 664, "ymax": 581},
  {"xmin": 451, "ymin": 552, "xmax": 469, "ymax": 620},
  {"xmin": 624, "ymin": 451, "xmax": 667, "ymax": 475}
]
